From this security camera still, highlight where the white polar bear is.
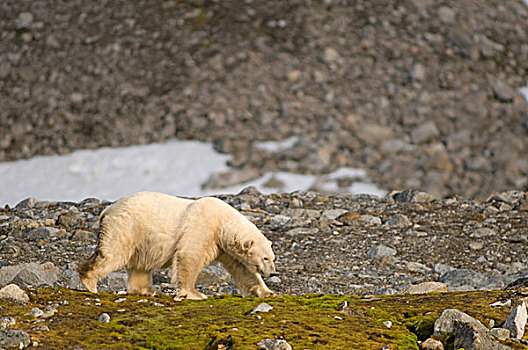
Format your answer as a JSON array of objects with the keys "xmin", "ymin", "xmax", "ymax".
[{"xmin": 78, "ymin": 192, "xmax": 277, "ymax": 299}]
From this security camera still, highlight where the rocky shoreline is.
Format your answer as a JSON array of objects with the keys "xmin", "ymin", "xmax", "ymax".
[{"xmin": 1, "ymin": 189, "xmax": 527, "ymax": 298}]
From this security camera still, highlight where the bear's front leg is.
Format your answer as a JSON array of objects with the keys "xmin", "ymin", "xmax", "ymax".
[
  {"xmin": 171, "ymin": 252, "xmax": 209, "ymax": 300},
  {"xmin": 127, "ymin": 269, "xmax": 159, "ymax": 296}
]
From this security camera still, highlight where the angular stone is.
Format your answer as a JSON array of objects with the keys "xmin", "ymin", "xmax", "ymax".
[
  {"xmin": 385, "ymin": 214, "xmax": 411, "ymax": 228},
  {"xmin": 15, "ymin": 12, "xmax": 34, "ymax": 29},
  {"xmin": 0, "ymin": 316, "xmax": 16, "ymax": 329},
  {"xmin": 454, "ymin": 320, "xmax": 510, "ymax": 350},
  {"xmin": 251, "ymin": 302, "xmax": 273, "ymax": 314},
  {"xmin": 489, "ymin": 328, "xmax": 510, "ymax": 341},
  {"xmin": 438, "ymin": 6, "xmax": 455, "ymax": 24},
  {"xmin": 321, "ymin": 209, "xmax": 348, "ymax": 221},
  {"xmin": 403, "ymin": 282, "xmax": 447, "ymax": 294},
  {"xmin": 439, "ymin": 269, "xmax": 484, "ymax": 291},
  {"xmin": 0, "ymin": 284, "xmax": 29, "ymax": 304},
  {"xmin": 492, "ymin": 80, "xmax": 516, "ymax": 102},
  {"xmin": 411, "ymin": 121, "xmax": 439, "ymax": 144},
  {"xmin": 357, "ymin": 124, "xmax": 394, "ymax": 145},
  {"xmin": 361, "ymin": 215, "xmax": 382, "ymax": 225},
  {"xmin": 367, "ymin": 245, "xmax": 396, "ymax": 258},
  {"xmin": 469, "ymin": 228, "xmax": 496, "ymax": 238},
  {"xmin": 257, "ymin": 338, "xmax": 292, "ymax": 350},
  {"xmin": 0, "ymin": 329, "xmax": 31, "ymax": 348},
  {"xmin": 392, "ymin": 190, "xmax": 434, "ymax": 203},
  {"xmin": 10, "ymin": 262, "xmax": 60, "ymax": 287},
  {"xmin": 434, "ymin": 309, "xmax": 488, "ymax": 336},
  {"xmin": 503, "ymin": 301, "xmax": 527, "ymax": 339}
]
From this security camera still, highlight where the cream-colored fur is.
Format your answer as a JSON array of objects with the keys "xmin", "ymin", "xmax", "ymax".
[{"xmin": 78, "ymin": 192, "xmax": 277, "ymax": 299}]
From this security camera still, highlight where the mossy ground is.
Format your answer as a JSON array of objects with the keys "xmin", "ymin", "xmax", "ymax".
[{"xmin": 2, "ymin": 288, "xmax": 528, "ymax": 349}]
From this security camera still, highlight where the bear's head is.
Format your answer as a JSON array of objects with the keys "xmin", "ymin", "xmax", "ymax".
[{"xmin": 241, "ymin": 238, "xmax": 276, "ymax": 278}]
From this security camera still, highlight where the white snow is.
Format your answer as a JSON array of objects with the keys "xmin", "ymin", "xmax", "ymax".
[
  {"xmin": 520, "ymin": 85, "xmax": 528, "ymax": 102},
  {"xmin": 0, "ymin": 140, "xmax": 386, "ymax": 206},
  {"xmin": 254, "ymin": 136, "xmax": 300, "ymax": 153}
]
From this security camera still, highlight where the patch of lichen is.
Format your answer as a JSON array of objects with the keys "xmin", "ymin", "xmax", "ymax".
[{"xmin": 1, "ymin": 288, "xmax": 527, "ymax": 349}]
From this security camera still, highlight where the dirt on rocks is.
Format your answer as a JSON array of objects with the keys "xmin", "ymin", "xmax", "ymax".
[{"xmin": 1, "ymin": 0, "xmax": 528, "ymax": 199}]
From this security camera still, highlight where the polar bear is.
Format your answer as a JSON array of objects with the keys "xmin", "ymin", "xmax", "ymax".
[{"xmin": 78, "ymin": 192, "xmax": 277, "ymax": 299}]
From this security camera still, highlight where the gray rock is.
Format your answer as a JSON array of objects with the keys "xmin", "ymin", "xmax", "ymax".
[
  {"xmin": 15, "ymin": 12, "xmax": 34, "ymax": 29},
  {"xmin": 0, "ymin": 316, "xmax": 16, "ymax": 329},
  {"xmin": 0, "ymin": 284, "xmax": 29, "ymax": 304},
  {"xmin": 433, "ymin": 309, "xmax": 488, "ymax": 335},
  {"xmin": 411, "ymin": 121, "xmax": 439, "ymax": 144},
  {"xmin": 503, "ymin": 301, "xmax": 527, "ymax": 339},
  {"xmin": 11, "ymin": 262, "xmax": 60, "ymax": 287},
  {"xmin": 392, "ymin": 190, "xmax": 434, "ymax": 203},
  {"xmin": 433, "ymin": 263, "xmax": 455, "ymax": 275},
  {"xmin": 0, "ymin": 262, "xmax": 60, "ymax": 287},
  {"xmin": 454, "ymin": 320, "xmax": 510, "ymax": 350},
  {"xmin": 321, "ymin": 209, "xmax": 348, "ymax": 221},
  {"xmin": 285, "ymin": 227, "xmax": 319, "ymax": 236},
  {"xmin": 367, "ymin": 245, "xmax": 396, "ymax": 258},
  {"xmin": 492, "ymin": 80, "xmax": 516, "ymax": 102},
  {"xmin": 0, "ymin": 329, "xmax": 31, "ymax": 348},
  {"xmin": 320, "ymin": 47, "xmax": 341, "ymax": 64},
  {"xmin": 385, "ymin": 214, "xmax": 411, "ymax": 228},
  {"xmin": 379, "ymin": 138, "xmax": 415, "ymax": 154},
  {"xmin": 26, "ymin": 227, "xmax": 60, "ymax": 241},
  {"xmin": 361, "ymin": 215, "xmax": 382, "ymax": 225},
  {"xmin": 438, "ymin": 6, "xmax": 455, "ymax": 24},
  {"xmin": 269, "ymin": 214, "xmax": 291, "ymax": 226},
  {"xmin": 257, "ymin": 338, "xmax": 292, "ymax": 350},
  {"xmin": 101, "ymin": 271, "xmax": 128, "ymax": 292},
  {"xmin": 29, "ymin": 307, "xmax": 44, "ymax": 318},
  {"xmin": 469, "ymin": 228, "xmax": 496, "ymax": 238},
  {"xmin": 357, "ymin": 124, "xmax": 394, "ymax": 145},
  {"xmin": 288, "ymin": 209, "xmax": 321, "ymax": 219},
  {"xmin": 98, "ymin": 313, "xmax": 110, "ymax": 323},
  {"xmin": 196, "ymin": 262, "xmax": 231, "ymax": 286},
  {"xmin": 439, "ymin": 269, "xmax": 484, "ymax": 291},
  {"xmin": 57, "ymin": 211, "xmax": 84, "ymax": 229},
  {"xmin": 251, "ymin": 302, "xmax": 273, "ymax": 314},
  {"xmin": 411, "ymin": 63, "xmax": 426, "ymax": 81},
  {"xmin": 488, "ymin": 191, "xmax": 526, "ymax": 205},
  {"xmin": 403, "ymin": 282, "xmax": 447, "ymax": 294},
  {"xmin": 266, "ymin": 276, "xmax": 281, "ymax": 284},
  {"xmin": 489, "ymin": 328, "xmax": 510, "ymax": 341},
  {"xmin": 15, "ymin": 197, "xmax": 38, "ymax": 210}
]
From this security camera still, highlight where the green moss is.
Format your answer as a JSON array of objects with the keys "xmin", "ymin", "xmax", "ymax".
[{"xmin": 0, "ymin": 288, "xmax": 526, "ymax": 349}]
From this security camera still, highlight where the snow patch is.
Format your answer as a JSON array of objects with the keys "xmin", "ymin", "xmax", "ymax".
[{"xmin": 0, "ymin": 141, "xmax": 386, "ymax": 206}]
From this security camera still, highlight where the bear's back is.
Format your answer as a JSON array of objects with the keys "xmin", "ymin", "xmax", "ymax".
[{"xmin": 102, "ymin": 192, "xmax": 194, "ymax": 235}]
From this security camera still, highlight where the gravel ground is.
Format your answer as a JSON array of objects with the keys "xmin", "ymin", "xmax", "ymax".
[
  {"xmin": 1, "ymin": 189, "xmax": 527, "ymax": 297},
  {"xmin": 1, "ymin": 1, "xmax": 528, "ymax": 199}
]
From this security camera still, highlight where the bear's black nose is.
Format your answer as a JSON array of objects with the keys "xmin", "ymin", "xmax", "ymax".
[{"xmin": 269, "ymin": 272, "xmax": 280, "ymax": 277}]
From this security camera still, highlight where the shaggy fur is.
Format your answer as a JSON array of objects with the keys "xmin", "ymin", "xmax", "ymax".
[{"xmin": 78, "ymin": 192, "xmax": 277, "ymax": 299}]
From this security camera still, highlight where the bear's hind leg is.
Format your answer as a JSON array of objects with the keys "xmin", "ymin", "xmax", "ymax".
[{"xmin": 127, "ymin": 270, "xmax": 158, "ymax": 296}]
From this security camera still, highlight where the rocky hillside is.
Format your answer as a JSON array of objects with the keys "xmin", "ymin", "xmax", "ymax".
[{"xmin": 1, "ymin": 1, "xmax": 528, "ymax": 199}]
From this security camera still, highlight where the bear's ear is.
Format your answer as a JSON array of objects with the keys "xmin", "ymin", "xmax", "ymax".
[
  {"xmin": 268, "ymin": 240, "xmax": 273, "ymax": 246},
  {"xmin": 243, "ymin": 240, "xmax": 254, "ymax": 251}
]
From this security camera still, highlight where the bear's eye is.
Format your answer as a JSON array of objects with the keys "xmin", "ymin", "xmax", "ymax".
[{"xmin": 263, "ymin": 257, "xmax": 269, "ymax": 261}]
